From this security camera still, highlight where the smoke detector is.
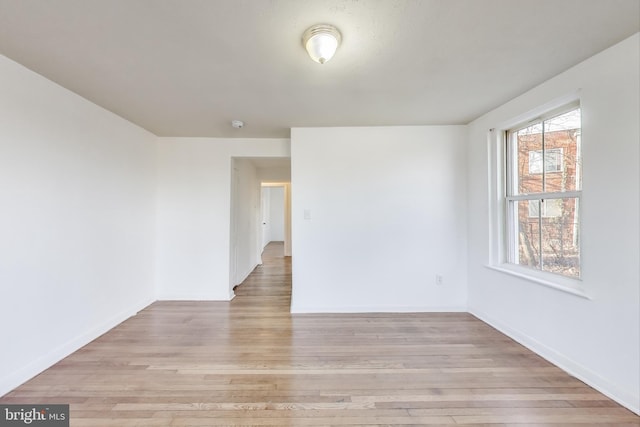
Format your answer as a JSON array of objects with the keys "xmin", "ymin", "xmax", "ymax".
[{"xmin": 231, "ymin": 120, "xmax": 244, "ymax": 129}]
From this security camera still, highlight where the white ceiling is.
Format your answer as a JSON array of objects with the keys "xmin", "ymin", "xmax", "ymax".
[{"xmin": 0, "ymin": 0, "xmax": 638, "ymax": 138}]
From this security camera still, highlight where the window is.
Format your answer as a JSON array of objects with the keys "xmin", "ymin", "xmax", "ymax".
[
  {"xmin": 529, "ymin": 148, "xmax": 563, "ymax": 174},
  {"xmin": 505, "ymin": 106, "xmax": 581, "ymax": 278}
]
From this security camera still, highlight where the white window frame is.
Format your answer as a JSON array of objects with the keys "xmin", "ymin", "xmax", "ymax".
[
  {"xmin": 506, "ymin": 104, "xmax": 581, "ymax": 275},
  {"xmin": 486, "ymin": 93, "xmax": 587, "ymax": 298}
]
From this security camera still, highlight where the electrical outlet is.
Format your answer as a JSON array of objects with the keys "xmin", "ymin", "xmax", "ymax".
[{"xmin": 435, "ymin": 274, "xmax": 444, "ymax": 285}]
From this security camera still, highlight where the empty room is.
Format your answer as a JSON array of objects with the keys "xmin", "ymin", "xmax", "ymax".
[{"xmin": 0, "ymin": 0, "xmax": 639, "ymax": 425}]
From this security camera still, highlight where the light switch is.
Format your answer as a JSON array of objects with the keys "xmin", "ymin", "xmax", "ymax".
[{"xmin": 303, "ymin": 209, "xmax": 312, "ymax": 220}]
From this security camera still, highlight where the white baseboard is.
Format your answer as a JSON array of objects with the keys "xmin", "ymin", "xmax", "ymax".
[
  {"xmin": 469, "ymin": 306, "xmax": 640, "ymax": 415},
  {"xmin": 0, "ymin": 297, "xmax": 154, "ymax": 397},
  {"xmin": 290, "ymin": 305, "xmax": 467, "ymax": 314}
]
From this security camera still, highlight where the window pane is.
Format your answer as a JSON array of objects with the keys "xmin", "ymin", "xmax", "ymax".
[
  {"xmin": 515, "ymin": 124, "xmax": 543, "ymax": 194},
  {"xmin": 512, "ymin": 108, "xmax": 581, "ymax": 195},
  {"xmin": 543, "ymin": 198, "xmax": 562, "ymax": 217},
  {"xmin": 515, "ymin": 200, "xmax": 541, "ymax": 270},
  {"xmin": 528, "ymin": 151, "xmax": 543, "ymax": 174},
  {"xmin": 543, "ymin": 109, "xmax": 581, "ymax": 192},
  {"xmin": 544, "ymin": 149, "xmax": 563, "ymax": 173},
  {"xmin": 540, "ymin": 197, "xmax": 580, "ymax": 277},
  {"xmin": 528, "ymin": 198, "xmax": 562, "ymax": 218},
  {"xmin": 528, "ymin": 148, "xmax": 563, "ymax": 175},
  {"xmin": 528, "ymin": 199, "xmax": 540, "ymax": 217},
  {"xmin": 514, "ymin": 197, "xmax": 580, "ymax": 276}
]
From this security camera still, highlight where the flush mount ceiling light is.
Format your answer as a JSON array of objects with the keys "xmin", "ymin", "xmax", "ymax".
[{"xmin": 302, "ymin": 24, "xmax": 341, "ymax": 64}]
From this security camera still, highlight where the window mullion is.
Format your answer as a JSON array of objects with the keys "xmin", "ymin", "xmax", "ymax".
[
  {"xmin": 538, "ymin": 204, "xmax": 543, "ymax": 270},
  {"xmin": 541, "ymin": 119, "xmax": 546, "ymax": 193},
  {"xmin": 507, "ymin": 191, "xmax": 582, "ymax": 201}
]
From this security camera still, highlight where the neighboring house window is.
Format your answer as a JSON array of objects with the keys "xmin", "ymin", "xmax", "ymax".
[
  {"xmin": 529, "ymin": 148, "xmax": 563, "ymax": 174},
  {"xmin": 505, "ymin": 106, "xmax": 581, "ymax": 278}
]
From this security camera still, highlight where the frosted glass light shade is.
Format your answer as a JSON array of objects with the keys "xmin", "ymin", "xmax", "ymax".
[{"xmin": 302, "ymin": 24, "xmax": 341, "ymax": 64}]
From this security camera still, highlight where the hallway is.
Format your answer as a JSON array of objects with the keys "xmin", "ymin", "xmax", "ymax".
[{"xmin": 1, "ymin": 242, "xmax": 638, "ymax": 425}]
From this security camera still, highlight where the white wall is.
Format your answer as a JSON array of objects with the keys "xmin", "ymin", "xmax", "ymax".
[
  {"xmin": 291, "ymin": 126, "xmax": 468, "ymax": 313},
  {"xmin": 0, "ymin": 55, "xmax": 157, "ymax": 395},
  {"xmin": 261, "ymin": 187, "xmax": 272, "ymax": 249},
  {"xmin": 266, "ymin": 187, "xmax": 285, "ymax": 242},
  {"xmin": 261, "ymin": 186, "xmax": 286, "ymax": 249},
  {"xmin": 230, "ymin": 159, "xmax": 261, "ymax": 286},
  {"xmin": 155, "ymin": 138, "xmax": 290, "ymax": 300},
  {"xmin": 466, "ymin": 33, "xmax": 640, "ymax": 413},
  {"xmin": 258, "ymin": 165, "xmax": 292, "ymax": 256}
]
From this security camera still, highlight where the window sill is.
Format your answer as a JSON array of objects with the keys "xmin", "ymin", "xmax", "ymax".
[{"xmin": 484, "ymin": 264, "xmax": 591, "ymax": 300}]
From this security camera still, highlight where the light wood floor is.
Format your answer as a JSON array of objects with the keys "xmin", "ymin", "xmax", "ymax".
[{"xmin": 2, "ymin": 242, "xmax": 638, "ymax": 426}]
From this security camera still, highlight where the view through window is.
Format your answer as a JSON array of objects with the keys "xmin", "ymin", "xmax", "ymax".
[{"xmin": 506, "ymin": 106, "xmax": 582, "ymax": 278}]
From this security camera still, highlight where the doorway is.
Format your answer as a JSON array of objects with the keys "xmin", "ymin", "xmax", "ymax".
[
  {"xmin": 261, "ymin": 182, "xmax": 292, "ymax": 258},
  {"xmin": 229, "ymin": 157, "xmax": 291, "ymax": 297}
]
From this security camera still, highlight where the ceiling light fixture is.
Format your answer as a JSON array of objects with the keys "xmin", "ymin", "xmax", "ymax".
[{"xmin": 302, "ymin": 24, "xmax": 341, "ymax": 64}]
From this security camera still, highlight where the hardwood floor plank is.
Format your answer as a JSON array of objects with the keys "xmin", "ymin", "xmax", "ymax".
[{"xmin": 1, "ymin": 242, "xmax": 637, "ymax": 426}]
